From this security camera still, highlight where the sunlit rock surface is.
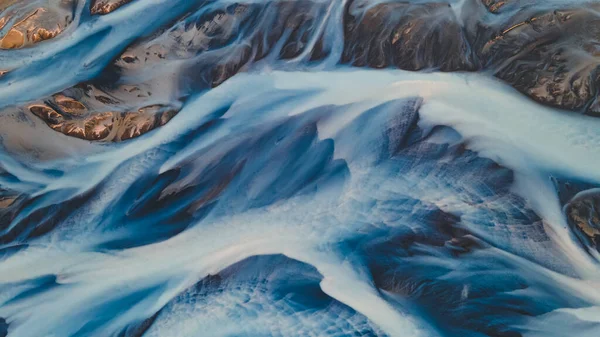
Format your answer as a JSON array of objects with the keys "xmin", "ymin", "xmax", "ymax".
[
  {"xmin": 565, "ymin": 190, "xmax": 600, "ymax": 253},
  {"xmin": 3, "ymin": 0, "xmax": 600, "ymax": 142},
  {"xmin": 90, "ymin": 0, "xmax": 135, "ymax": 15},
  {"xmin": 342, "ymin": 1, "xmax": 477, "ymax": 70},
  {"xmin": 481, "ymin": 4, "xmax": 600, "ymax": 113},
  {"xmin": 28, "ymin": 96, "xmax": 177, "ymax": 142},
  {"xmin": 1, "ymin": 1, "xmax": 600, "ymax": 337},
  {"xmin": 0, "ymin": 0, "xmax": 75, "ymax": 49}
]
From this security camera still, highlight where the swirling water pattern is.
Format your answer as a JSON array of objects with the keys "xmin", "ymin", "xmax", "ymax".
[{"xmin": 1, "ymin": 1, "xmax": 600, "ymax": 336}]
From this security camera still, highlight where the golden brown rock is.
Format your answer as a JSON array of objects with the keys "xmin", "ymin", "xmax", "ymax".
[
  {"xmin": 0, "ymin": 0, "xmax": 19, "ymax": 13},
  {"xmin": 568, "ymin": 206, "xmax": 600, "ymax": 243},
  {"xmin": 0, "ymin": 29, "xmax": 24, "ymax": 49},
  {"xmin": 0, "ymin": 1, "xmax": 75, "ymax": 49},
  {"xmin": 90, "ymin": 0, "xmax": 134, "ymax": 15},
  {"xmin": 116, "ymin": 105, "xmax": 176, "ymax": 141},
  {"xmin": 343, "ymin": 1, "xmax": 476, "ymax": 71},
  {"xmin": 478, "ymin": 4, "xmax": 600, "ymax": 113},
  {"xmin": 29, "ymin": 103, "xmax": 110, "ymax": 141},
  {"xmin": 0, "ymin": 196, "xmax": 17, "ymax": 209},
  {"xmin": 481, "ymin": 10, "xmax": 572, "ymax": 56},
  {"xmin": 29, "ymin": 101, "xmax": 177, "ymax": 142},
  {"xmin": 29, "ymin": 104, "xmax": 65, "ymax": 125},
  {"xmin": 118, "ymin": 110, "xmax": 157, "ymax": 141},
  {"xmin": 84, "ymin": 113, "xmax": 113, "ymax": 140},
  {"xmin": 53, "ymin": 94, "xmax": 87, "ymax": 116},
  {"xmin": 566, "ymin": 194, "xmax": 600, "ymax": 251},
  {"xmin": 482, "ymin": 0, "xmax": 507, "ymax": 13}
]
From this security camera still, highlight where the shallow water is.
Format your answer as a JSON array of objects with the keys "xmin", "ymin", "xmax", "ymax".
[{"xmin": 1, "ymin": 1, "xmax": 600, "ymax": 337}]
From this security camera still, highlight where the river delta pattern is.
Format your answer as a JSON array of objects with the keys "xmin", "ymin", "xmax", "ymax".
[{"xmin": 1, "ymin": 1, "xmax": 600, "ymax": 337}]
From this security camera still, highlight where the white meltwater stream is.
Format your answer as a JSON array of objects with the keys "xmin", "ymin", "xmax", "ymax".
[{"xmin": 1, "ymin": 67, "xmax": 600, "ymax": 337}]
